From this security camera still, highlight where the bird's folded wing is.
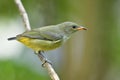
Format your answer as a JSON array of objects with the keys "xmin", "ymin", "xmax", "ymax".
[{"xmin": 18, "ymin": 30, "xmax": 63, "ymax": 41}]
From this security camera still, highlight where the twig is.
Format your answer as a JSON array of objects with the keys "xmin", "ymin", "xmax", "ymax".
[
  {"xmin": 14, "ymin": 0, "xmax": 60, "ymax": 80},
  {"xmin": 15, "ymin": 0, "xmax": 31, "ymax": 31},
  {"xmin": 37, "ymin": 52, "xmax": 60, "ymax": 80}
]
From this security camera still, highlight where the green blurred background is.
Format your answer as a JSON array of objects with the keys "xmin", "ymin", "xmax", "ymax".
[{"xmin": 0, "ymin": 0, "xmax": 120, "ymax": 80}]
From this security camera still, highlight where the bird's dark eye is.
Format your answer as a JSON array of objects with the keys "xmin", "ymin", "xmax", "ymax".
[{"xmin": 72, "ymin": 25, "xmax": 77, "ymax": 29}]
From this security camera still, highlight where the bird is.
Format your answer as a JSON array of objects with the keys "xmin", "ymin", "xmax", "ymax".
[{"xmin": 8, "ymin": 22, "xmax": 87, "ymax": 53}]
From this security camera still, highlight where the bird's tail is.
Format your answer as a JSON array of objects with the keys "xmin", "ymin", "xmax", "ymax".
[{"xmin": 8, "ymin": 37, "xmax": 16, "ymax": 41}]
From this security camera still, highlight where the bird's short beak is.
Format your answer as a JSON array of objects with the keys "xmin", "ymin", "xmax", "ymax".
[{"xmin": 77, "ymin": 26, "xmax": 87, "ymax": 30}]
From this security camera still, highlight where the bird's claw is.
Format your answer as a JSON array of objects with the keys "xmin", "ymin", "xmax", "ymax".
[{"xmin": 42, "ymin": 59, "xmax": 52, "ymax": 67}]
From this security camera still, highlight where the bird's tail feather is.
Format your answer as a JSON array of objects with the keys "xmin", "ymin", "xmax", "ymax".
[{"xmin": 8, "ymin": 37, "xmax": 16, "ymax": 40}]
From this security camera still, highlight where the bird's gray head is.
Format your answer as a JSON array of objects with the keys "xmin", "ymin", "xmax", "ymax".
[{"xmin": 58, "ymin": 22, "xmax": 87, "ymax": 35}]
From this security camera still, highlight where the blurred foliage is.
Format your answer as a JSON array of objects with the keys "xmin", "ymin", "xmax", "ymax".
[{"xmin": 0, "ymin": 60, "xmax": 48, "ymax": 80}]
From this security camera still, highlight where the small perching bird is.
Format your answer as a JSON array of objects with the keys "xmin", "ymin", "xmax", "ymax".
[{"xmin": 8, "ymin": 22, "xmax": 87, "ymax": 53}]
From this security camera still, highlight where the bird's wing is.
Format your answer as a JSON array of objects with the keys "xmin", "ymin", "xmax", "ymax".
[{"xmin": 18, "ymin": 29, "xmax": 63, "ymax": 41}]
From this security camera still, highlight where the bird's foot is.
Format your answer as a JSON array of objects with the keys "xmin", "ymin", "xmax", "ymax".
[
  {"xmin": 37, "ymin": 51, "xmax": 52, "ymax": 67},
  {"xmin": 42, "ymin": 59, "xmax": 52, "ymax": 67}
]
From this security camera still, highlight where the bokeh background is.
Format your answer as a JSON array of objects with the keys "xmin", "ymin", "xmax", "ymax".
[{"xmin": 0, "ymin": 0, "xmax": 120, "ymax": 80}]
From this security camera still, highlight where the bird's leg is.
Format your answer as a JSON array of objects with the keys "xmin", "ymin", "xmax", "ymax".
[
  {"xmin": 37, "ymin": 51, "xmax": 52, "ymax": 67},
  {"xmin": 41, "ymin": 50, "xmax": 44, "ymax": 53},
  {"xmin": 34, "ymin": 51, "xmax": 44, "ymax": 55}
]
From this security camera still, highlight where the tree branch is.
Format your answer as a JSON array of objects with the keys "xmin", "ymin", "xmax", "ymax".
[
  {"xmin": 15, "ymin": 0, "xmax": 31, "ymax": 31},
  {"xmin": 37, "ymin": 52, "xmax": 60, "ymax": 80},
  {"xmin": 14, "ymin": 0, "xmax": 60, "ymax": 80}
]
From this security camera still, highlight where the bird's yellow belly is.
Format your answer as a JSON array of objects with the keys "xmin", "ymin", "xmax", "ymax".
[{"xmin": 17, "ymin": 37, "xmax": 63, "ymax": 51}]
